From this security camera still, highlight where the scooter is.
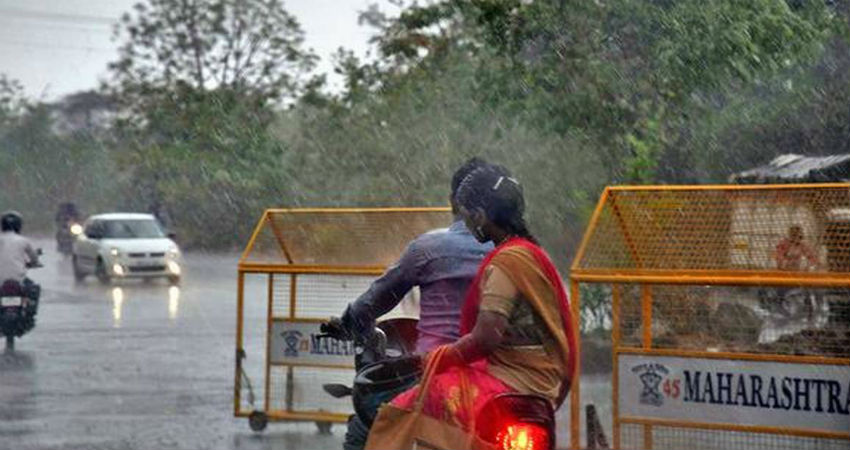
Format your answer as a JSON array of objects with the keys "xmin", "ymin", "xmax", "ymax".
[
  {"xmin": 1, "ymin": 256, "xmax": 42, "ymax": 350},
  {"xmin": 319, "ymin": 318, "xmax": 557, "ymax": 450}
]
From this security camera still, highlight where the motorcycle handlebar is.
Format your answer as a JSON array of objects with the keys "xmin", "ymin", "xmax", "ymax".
[
  {"xmin": 319, "ymin": 318, "xmax": 352, "ymax": 341},
  {"xmin": 319, "ymin": 318, "xmax": 388, "ymax": 355}
]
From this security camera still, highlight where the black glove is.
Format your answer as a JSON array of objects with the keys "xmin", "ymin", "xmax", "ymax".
[
  {"xmin": 340, "ymin": 303, "xmax": 374, "ymax": 338},
  {"xmin": 320, "ymin": 317, "xmax": 353, "ymax": 341}
]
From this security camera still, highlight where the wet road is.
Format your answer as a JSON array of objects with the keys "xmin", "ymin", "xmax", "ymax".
[
  {"xmin": 1, "ymin": 239, "xmax": 612, "ymax": 450},
  {"xmin": 0, "ymin": 239, "xmax": 346, "ymax": 450}
]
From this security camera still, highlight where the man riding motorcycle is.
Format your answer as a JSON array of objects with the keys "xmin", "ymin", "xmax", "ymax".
[
  {"xmin": 55, "ymin": 202, "xmax": 82, "ymax": 255},
  {"xmin": 336, "ymin": 157, "xmax": 494, "ymax": 450},
  {"xmin": 0, "ymin": 211, "xmax": 41, "ymax": 291},
  {"xmin": 0, "ymin": 211, "xmax": 42, "ymax": 349}
]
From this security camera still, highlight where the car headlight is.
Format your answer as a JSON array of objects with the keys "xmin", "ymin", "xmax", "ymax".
[
  {"xmin": 167, "ymin": 246, "xmax": 180, "ymax": 259},
  {"xmin": 110, "ymin": 248, "xmax": 120, "ymax": 257}
]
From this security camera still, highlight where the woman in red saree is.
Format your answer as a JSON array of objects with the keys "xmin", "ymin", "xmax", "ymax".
[{"xmin": 387, "ymin": 163, "xmax": 578, "ymax": 430}]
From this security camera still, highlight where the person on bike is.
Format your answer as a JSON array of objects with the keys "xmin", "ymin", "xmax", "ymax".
[
  {"xmin": 337, "ymin": 157, "xmax": 493, "ymax": 450},
  {"xmin": 383, "ymin": 162, "xmax": 577, "ymax": 431},
  {"xmin": 54, "ymin": 202, "xmax": 81, "ymax": 228},
  {"xmin": 340, "ymin": 157, "xmax": 494, "ymax": 352},
  {"xmin": 0, "ymin": 211, "xmax": 41, "ymax": 299}
]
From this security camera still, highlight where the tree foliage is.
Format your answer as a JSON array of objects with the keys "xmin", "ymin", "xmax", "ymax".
[
  {"xmin": 109, "ymin": 0, "xmax": 318, "ymax": 111},
  {"xmin": 102, "ymin": 0, "xmax": 317, "ymax": 246},
  {"xmin": 0, "ymin": 74, "xmax": 28, "ymax": 128},
  {"xmin": 283, "ymin": 0, "xmax": 843, "ymax": 258},
  {"xmin": 3, "ymin": 0, "xmax": 847, "ymax": 255}
]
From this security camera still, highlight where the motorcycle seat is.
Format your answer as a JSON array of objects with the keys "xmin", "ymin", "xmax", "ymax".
[{"xmin": 0, "ymin": 280, "xmax": 23, "ymax": 296}]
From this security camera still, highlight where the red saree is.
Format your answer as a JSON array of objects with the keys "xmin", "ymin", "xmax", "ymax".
[{"xmin": 390, "ymin": 237, "xmax": 578, "ymax": 428}]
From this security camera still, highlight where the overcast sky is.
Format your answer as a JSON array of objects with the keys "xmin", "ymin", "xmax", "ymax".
[{"xmin": 0, "ymin": 0, "xmax": 397, "ymax": 101}]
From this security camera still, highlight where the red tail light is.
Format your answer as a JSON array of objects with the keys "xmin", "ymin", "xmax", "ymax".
[{"xmin": 496, "ymin": 423, "xmax": 550, "ymax": 450}]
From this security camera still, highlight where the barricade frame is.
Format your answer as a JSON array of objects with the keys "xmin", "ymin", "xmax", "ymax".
[
  {"xmin": 568, "ymin": 184, "xmax": 850, "ymax": 449},
  {"xmin": 234, "ymin": 207, "xmax": 452, "ymax": 429}
]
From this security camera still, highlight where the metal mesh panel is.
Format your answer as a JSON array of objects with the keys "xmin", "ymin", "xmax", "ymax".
[
  {"xmin": 292, "ymin": 274, "xmax": 376, "ymax": 319},
  {"xmin": 577, "ymin": 186, "xmax": 850, "ymax": 274},
  {"xmin": 270, "ymin": 273, "xmax": 292, "ymax": 318},
  {"xmin": 620, "ymin": 423, "xmax": 850, "ymax": 450},
  {"xmin": 617, "ymin": 284, "xmax": 850, "ymax": 358},
  {"xmin": 620, "ymin": 423, "xmax": 645, "ymax": 449},
  {"xmin": 241, "ymin": 208, "xmax": 452, "ymax": 266},
  {"xmin": 269, "ymin": 273, "xmax": 377, "ymax": 319},
  {"xmin": 268, "ymin": 366, "xmax": 354, "ymax": 415},
  {"xmin": 618, "ymin": 284, "xmax": 643, "ymax": 348},
  {"xmin": 243, "ymin": 216, "xmax": 288, "ymax": 264},
  {"xmin": 238, "ymin": 273, "xmax": 270, "ymax": 413}
]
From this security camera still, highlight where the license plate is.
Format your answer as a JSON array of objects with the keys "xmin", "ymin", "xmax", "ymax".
[{"xmin": 1, "ymin": 297, "xmax": 22, "ymax": 307}]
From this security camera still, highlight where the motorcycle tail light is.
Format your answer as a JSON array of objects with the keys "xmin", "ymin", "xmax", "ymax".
[{"xmin": 496, "ymin": 422, "xmax": 550, "ymax": 450}]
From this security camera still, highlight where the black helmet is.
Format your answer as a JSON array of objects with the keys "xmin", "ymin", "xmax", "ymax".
[{"xmin": 1, "ymin": 211, "xmax": 23, "ymax": 233}]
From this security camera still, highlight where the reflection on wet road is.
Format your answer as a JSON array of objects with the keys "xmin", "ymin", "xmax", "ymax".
[
  {"xmin": 0, "ymin": 239, "xmax": 346, "ymax": 450},
  {"xmin": 108, "ymin": 285, "xmax": 182, "ymax": 328}
]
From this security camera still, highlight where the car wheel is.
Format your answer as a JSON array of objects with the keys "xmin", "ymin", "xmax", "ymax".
[
  {"xmin": 72, "ymin": 256, "xmax": 86, "ymax": 282},
  {"xmin": 95, "ymin": 259, "xmax": 111, "ymax": 285}
]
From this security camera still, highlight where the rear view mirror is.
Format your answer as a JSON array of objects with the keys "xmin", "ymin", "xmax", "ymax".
[{"xmin": 167, "ymin": 231, "xmax": 177, "ymax": 241}]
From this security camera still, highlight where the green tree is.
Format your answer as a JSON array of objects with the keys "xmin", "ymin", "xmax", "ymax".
[
  {"xmin": 109, "ymin": 0, "xmax": 318, "ymax": 110},
  {"xmin": 283, "ymin": 0, "xmax": 843, "ymax": 264},
  {"xmin": 0, "ymin": 74, "xmax": 27, "ymax": 128},
  {"xmin": 107, "ymin": 0, "xmax": 318, "ymax": 247},
  {"xmin": 0, "ymin": 102, "xmax": 120, "ymax": 231},
  {"xmin": 356, "ymin": 0, "xmax": 839, "ymax": 183}
]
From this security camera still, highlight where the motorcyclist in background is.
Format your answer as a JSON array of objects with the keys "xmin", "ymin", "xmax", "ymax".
[
  {"xmin": 55, "ymin": 202, "xmax": 81, "ymax": 229},
  {"xmin": 55, "ymin": 202, "xmax": 82, "ymax": 254},
  {"xmin": 0, "ymin": 211, "xmax": 41, "ymax": 299}
]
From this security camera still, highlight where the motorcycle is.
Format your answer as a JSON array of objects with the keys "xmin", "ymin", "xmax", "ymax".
[
  {"xmin": 1, "ymin": 254, "xmax": 42, "ymax": 350},
  {"xmin": 319, "ymin": 318, "xmax": 556, "ymax": 450},
  {"xmin": 56, "ymin": 220, "xmax": 83, "ymax": 256}
]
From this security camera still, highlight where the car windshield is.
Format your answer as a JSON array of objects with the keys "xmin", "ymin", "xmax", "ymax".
[{"xmin": 102, "ymin": 219, "xmax": 164, "ymax": 239}]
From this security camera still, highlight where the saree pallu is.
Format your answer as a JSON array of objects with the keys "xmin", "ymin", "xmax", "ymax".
[
  {"xmin": 365, "ymin": 347, "xmax": 499, "ymax": 450},
  {"xmin": 389, "ymin": 360, "xmax": 513, "ymax": 429}
]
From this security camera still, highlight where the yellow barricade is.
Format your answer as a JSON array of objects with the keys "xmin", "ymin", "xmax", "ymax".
[
  {"xmin": 234, "ymin": 207, "xmax": 452, "ymax": 431},
  {"xmin": 569, "ymin": 184, "xmax": 850, "ymax": 449}
]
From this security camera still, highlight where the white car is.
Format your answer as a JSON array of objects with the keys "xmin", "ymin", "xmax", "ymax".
[{"xmin": 72, "ymin": 213, "xmax": 181, "ymax": 284}]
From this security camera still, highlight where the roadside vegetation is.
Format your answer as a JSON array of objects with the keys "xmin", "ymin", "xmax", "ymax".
[{"xmin": 2, "ymin": 0, "xmax": 847, "ymax": 259}]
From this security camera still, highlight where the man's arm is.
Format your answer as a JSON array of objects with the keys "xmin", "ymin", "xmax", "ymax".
[
  {"xmin": 24, "ymin": 240, "xmax": 40, "ymax": 265},
  {"xmin": 341, "ymin": 242, "xmax": 418, "ymax": 335}
]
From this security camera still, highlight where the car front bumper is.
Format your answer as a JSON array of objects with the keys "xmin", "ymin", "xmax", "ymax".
[{"xmin": 107, "ymin": 257, "xmax": 181, "ymax": 278}]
